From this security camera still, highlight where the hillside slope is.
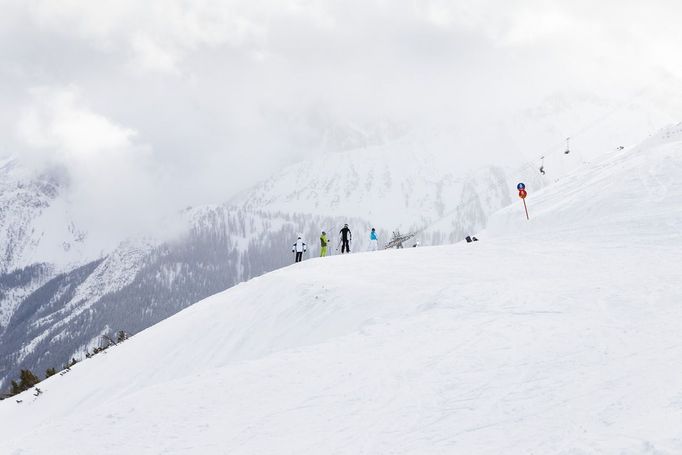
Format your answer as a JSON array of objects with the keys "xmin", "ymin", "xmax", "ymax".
[{"xmin": 1, "ymin": 133, "xmax": 682, "ymax": 454}]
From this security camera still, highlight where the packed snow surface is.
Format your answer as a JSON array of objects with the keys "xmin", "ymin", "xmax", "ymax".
[{"xmin": 1, "ymin": 137, "xmax": 682, "ymax": 454}]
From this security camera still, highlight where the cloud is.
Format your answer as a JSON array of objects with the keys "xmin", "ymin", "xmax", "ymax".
[
  {"xmin": 15, "ymin": 86, "xmax": 176, "ymax": 249},
  {"xmin": 18, "ymin": 86, "xmax": 136, "ymax": 157},
  {"xmin": 23, "ymin": 0, "xmax": 269, "ymax": 73},
  {"xmin": 1, "ymin": 0, "xmax": 682, "ymax": 247}
]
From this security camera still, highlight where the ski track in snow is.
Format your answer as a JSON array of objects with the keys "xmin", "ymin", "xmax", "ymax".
[{"xmin": 1, "ymin": 136, "xmax": 682, "ymax": 454}]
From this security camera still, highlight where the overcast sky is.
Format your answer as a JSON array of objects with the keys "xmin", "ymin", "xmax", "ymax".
[{"xmin": 1, "ymin": 0, "xmax": 682, "ymax": 239}]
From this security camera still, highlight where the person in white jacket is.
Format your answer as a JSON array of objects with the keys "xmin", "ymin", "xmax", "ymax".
[{"xmin": 292, "ymin": 236, "xmax": 307, "ymax": 263}]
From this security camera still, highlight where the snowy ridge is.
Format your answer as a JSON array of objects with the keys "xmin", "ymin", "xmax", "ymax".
[
  {"xmin": 24, "ymin": 239, "xmax": 154, "ymax": 340},
  {"xmin": 64, "ymin": 239, "xmax": 153, "ymax": 314},
  {"xmin": 1, "ymin": 133, "xmax": 681, "ymax": 453}
]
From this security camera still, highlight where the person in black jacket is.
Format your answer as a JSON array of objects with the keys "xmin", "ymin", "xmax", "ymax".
[{"xmin": 339, "ymin": 224, "xmax": 352, "ymax": 254}]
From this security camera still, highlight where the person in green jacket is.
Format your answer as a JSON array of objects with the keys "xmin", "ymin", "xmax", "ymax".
[{"xmin": 320, "ymin": 231, "xmax": 329, "ymax": 257}]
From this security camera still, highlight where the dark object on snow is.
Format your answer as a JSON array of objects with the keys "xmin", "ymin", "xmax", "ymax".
[
  {"xmin": 33, "ymin": 387, "xmax": 42, "ymax": 396},
  {"xmin": 465, "ymin": 236, "xmax": 479, "ymax": 243}
]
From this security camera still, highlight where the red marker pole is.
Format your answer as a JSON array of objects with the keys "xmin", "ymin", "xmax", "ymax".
[{"xmin": 518, "ymin": 188, "xmax": 529, "ymax": 220}]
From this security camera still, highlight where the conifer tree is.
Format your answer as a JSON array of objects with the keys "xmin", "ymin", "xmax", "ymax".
[
  {"xmin": 9, "ymin": 369, "xmax": 41, "ymax": 396},
  {"xmin": 19, "ymin": 369, "xmax": 40, "ymax": 390}
]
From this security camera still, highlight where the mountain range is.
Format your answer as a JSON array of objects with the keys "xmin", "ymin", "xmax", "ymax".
[{"xmin": 0, "ymin": 136, "xmax": 522, "ymax": 390}]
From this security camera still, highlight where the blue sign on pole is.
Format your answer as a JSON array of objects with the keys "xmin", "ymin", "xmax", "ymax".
[{"xmin": 517, "ymin": 182, "xmax": 526, "ymax": 191}]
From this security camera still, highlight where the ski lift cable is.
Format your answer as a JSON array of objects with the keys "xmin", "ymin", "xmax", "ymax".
[
  {"xmin": 393, "ymin": 86, "xmax": 656, "ymax": 240},
  {"xmin": 527, "ymin": 84, "xmax": 654, "ymax": 167}
]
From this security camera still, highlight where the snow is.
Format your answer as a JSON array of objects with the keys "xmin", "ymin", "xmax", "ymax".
[{"xmin": 1, "ymin": 135, "xmax": 682, "ymax": 454}]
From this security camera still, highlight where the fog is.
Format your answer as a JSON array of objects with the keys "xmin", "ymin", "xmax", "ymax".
[{"xmin": 1, "ymin": 0, "xmax": 682, "ymax": 242}]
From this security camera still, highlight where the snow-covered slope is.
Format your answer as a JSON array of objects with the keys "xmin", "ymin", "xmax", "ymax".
[
  {"xmin": 1, "ymin": 131, "xmax": 681, "ymax": 453},
  {"xmin": 488, "ymin": 122, "xmax": 682, "ymax": 241}
]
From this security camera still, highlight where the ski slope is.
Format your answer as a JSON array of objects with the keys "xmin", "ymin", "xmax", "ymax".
[{"xmin": 1, "ymin": 135, "xmax": 682, "ymax": 454}]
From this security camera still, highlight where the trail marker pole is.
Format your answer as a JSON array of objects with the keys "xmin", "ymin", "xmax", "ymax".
[{"xmin": 517, "ymin": 183, "xmax": 529, "ymax": 220}]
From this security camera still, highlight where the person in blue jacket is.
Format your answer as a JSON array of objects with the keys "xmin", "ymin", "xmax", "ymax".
[{"xmin": 369, "ymin": 228, "xmax": 378, "ymax": 251}]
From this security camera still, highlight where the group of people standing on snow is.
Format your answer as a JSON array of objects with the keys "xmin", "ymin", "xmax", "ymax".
[{"xmin": 291, "ymin": 224, "xmax": 379, "ymax": 263}]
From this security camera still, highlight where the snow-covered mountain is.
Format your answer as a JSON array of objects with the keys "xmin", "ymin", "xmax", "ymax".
[
  {"xmin": 3, "ymin": 118, "xmax": 678, "ymax": 396},
  {"xmin": 0, "ymin": 132, "xmax": 527, "ymax": 390},
  {"xmin": 0, "ymin": 158, "xmax": 93, "ymax": 274},
  {"xmin": 233, "ymin": 135, "xmax": 532, "ymax": 240},
  {"xmin": 2, "ymin": 125, "xmax": 681, "ymax": 454},
  {"xmin": 0, "ymin": 158, "xmax": 93, "ymax": 333}
]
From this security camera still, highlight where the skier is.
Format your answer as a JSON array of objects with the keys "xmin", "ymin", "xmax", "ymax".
[
  {"xmin": 292, "ymin": 236, "xmax": 307, "ymax": 263},
  {"xmin": 320, "ymin": 231, "xmax": 329, "ymax": 257},
  {"xmin": 339, "ymin": 224, "xmax": 352, "ymax": 254},
  {"xmin": 369, "ymin": 228, "xmax": 378, "ymax": 251}
]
